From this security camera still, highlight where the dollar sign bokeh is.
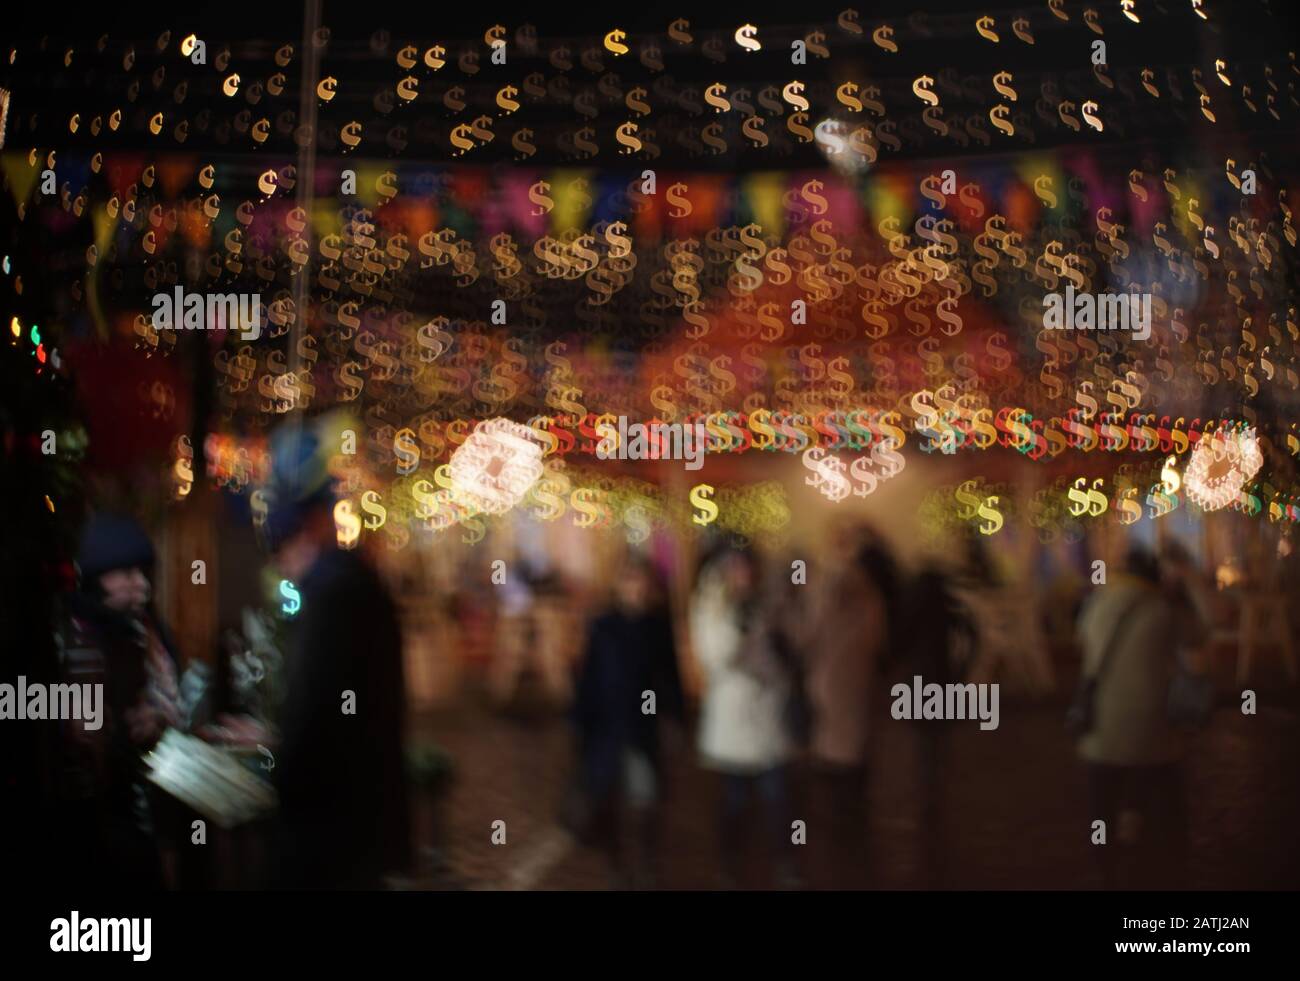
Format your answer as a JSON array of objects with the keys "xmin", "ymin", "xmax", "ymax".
[
  {"xmin": 279, "ymin": 579, "xmax": 301, "ymax": 616},
  {"xmin": 977, "ymin": 495, "xmax": 1004, "ymax": 535},
  {"xmin": 690, "ymin": 483, "xmax": 718, "ymax": 525}
]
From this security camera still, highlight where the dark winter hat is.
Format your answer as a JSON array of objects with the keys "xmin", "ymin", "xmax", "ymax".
[
  {"xmin": 77, "ymin": 512, "xmax": 155, "ymax": 583},
  {"xmin": 1124, "ymin": 545, "xmax": 1161, "ymax": 584},
  {"xmin": 259, "ymin": 415, "xmax": 342, "ymax": 551}
]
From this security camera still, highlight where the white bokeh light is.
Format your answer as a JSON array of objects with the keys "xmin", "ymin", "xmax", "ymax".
[
  {"xmin": 447, "ymin": 418, "xmax": 545, "ymax": 515},
  {"xmin": 1183, "ymin": 426, "xmax": 1263, "ymax": 512}
]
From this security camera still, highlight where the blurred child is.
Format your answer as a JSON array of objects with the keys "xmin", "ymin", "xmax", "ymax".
[{"xmin": 570, "ymin": 556, "xmax": 684, "ymax": 889}]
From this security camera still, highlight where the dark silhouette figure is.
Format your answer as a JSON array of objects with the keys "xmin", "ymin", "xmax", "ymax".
[{"xmin": 570, "ymin": 557, "xmax": 684, "ymax": 888}]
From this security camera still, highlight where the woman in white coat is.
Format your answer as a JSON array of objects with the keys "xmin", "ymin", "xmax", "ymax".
[{"xmin": 691, "ymin": 547, "xmax": 798, "ymax": 888}]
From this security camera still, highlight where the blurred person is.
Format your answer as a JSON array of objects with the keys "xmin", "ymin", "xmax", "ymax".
[
  {"xmin": 691, "ymin": 546, "xmax": 799, "ymax": 889},
  {"xmin": 895, "ymin": 561, "xmax": 977, "ymax": 887},
  {"xmin": 799, "ymin": 542, "xmax": 895, "ymax": 889},
  {"xmin": 852, "ymin": 527, "xmax": 906, "ymax": 663},
  {"xmin": 959, "ymin": 533, "xmax": 1002, "ymax": 589},
  {"xmin": 569, "ymin": 556, "xmax": 684, "ymax": 888},
  {"xmin": 56, "ymin": 513, "xmax": 188, "ymax": 889},
  {"xmin": 1073, "ymin": 544, "xmax": 1215, "ymax": 889},
  {"xmin": 489, "ymin": 513, "xmax": 575, "ymax": 709},
  {"xmin": 261, "ymin": 418, "xmax": 411, "ymax": 889},
  {"xmin": 489, "ymin": 565, "xmax": 574, "ymax": 711}
]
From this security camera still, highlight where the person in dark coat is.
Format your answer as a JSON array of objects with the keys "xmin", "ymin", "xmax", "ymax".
[
  {"xmin": 570, "ymin": 555, "xmax": 684, "ymax": 889},
  {"xmin": 896, "ymin": 562, "xmax": 977, "ymax": 887},
  {"xmin": 262, "ymin": 417, "xmax": 411, "ymax": 890},
  {"xmin": 56, "ymin": 512, "xmax": 187, "ymax": 889}
]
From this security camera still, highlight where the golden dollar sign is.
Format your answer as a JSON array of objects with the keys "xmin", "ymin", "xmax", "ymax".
[{"xmin": 690, "ymin": 483, "xmax": 718, "ymax": 525}]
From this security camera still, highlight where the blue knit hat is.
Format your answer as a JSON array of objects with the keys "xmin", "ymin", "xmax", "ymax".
[
  {"xmin": 77, "ymin": 512, "xmax": 155, "ymax": 584},
  {"xmin": 259, "ymin": 416, "xmax": 341, "ymax": 551}
]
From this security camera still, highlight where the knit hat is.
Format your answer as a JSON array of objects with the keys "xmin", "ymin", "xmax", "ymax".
[
  {"xmin": 259, "ymin": 415, "xmax": 344, "ymax": 551},
  {"xmin": 77, "ymin": 512, "xmax": 155, "ymax": 584}
]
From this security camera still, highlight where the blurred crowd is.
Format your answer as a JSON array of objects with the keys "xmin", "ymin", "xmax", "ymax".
[{"xmin": 46, "ymin": 475, "xmax": 1232, "ymax": 890}]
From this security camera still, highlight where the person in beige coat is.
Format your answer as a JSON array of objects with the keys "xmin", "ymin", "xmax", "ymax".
[
  {"xmin": 1075, "ymin": 544, "xmax": 1215, "ymax": 888},
  {"xmin": 801, "ymin": 549, "xmax": 891, "ymax": 888}
]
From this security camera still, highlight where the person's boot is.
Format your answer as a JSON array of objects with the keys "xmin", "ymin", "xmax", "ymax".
[
  {"xmin": 717, "ymin": 814, "xmax": 744, "ymax": 889},
  {"xmin": 716, "ymin": 838, "xmax": 742, "ymax": 890},
  {"xmin": 628, "ymin": 807, "xmax": 660, "ymax": 890},
  {"xmin": 773, "ymin": 852, "xmax": 805, "ymax": 890}
]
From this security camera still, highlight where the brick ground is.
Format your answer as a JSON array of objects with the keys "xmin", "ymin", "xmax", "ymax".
[{"xmin": 408, "ymin": 659, "xmax": 1300, "ymax": 891}]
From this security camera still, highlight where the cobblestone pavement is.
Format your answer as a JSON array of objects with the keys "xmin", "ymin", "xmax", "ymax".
[{"xmin": 408, "ymin": 664, "xmax": 1300, "ymax": 891}]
